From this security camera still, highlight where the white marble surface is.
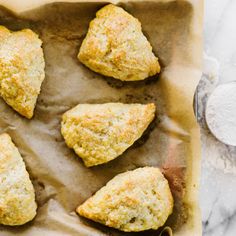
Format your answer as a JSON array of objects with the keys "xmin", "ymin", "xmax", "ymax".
[{"xmin": 199, "ymin": 1, "xmax": 236, "ymax": 235}]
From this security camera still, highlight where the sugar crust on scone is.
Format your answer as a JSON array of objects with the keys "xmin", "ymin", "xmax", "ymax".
[
  {"xmin": 61, "ymin": 103, "xmax": 156, "ymax": 167},
  {"xmin": 0, "ymin": 133, "xmax": 37, "ymax": 225},
  {"xmin": 77, "ymin": 167, "xmax": 173, "ymax": 232},
  {"xmin": 78, "ymin": 4, "xmax": 160, "ymax": 81},
  {"xmin": 0, "ymin": 26, "xmax": 45, "ymax": 118}
]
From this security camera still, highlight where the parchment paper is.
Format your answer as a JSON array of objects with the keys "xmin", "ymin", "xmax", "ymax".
[{"xmin": 0, "ymin": 1, "xmax": 203, "ymax": 235}]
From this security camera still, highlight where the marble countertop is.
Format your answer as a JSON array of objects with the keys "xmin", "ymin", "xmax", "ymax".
[{"xmin": 199, "ymin": 1, "xmax": 236, "ymax": 235}]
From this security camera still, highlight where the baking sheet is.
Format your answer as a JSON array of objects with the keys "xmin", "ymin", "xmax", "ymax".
[{"xmin": 0, "ymin": 0, "xmax": 203, "ymax": 235}]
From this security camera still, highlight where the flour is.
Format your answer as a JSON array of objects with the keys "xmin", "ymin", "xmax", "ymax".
[{"xmin": 205, "ymin": 82, "xmax": 236, "ymax": 146}]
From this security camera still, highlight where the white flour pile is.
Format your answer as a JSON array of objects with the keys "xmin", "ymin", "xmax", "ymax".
[{"xmin": 206, "ymin": 82, "xmax": 236, "ymax": 146}]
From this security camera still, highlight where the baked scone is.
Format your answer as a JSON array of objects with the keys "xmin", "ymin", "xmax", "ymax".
[
  {"xmin": 0, "ymin": 133, "xmax": 37, "ymax": 225},
  {"xmin": 61, "ymin": 103, "xmax": 156, "ymax": 167},
  {"xmin": 0, "ymin": 26, "xmax": 45, "ymax": 119},
  {"xmin": 77, "ymin": 167, "xmax": 173, "ymax": 232},
  {"xmin": 78, "ymin": 4, "xmax": 160, "ymax": 81}
]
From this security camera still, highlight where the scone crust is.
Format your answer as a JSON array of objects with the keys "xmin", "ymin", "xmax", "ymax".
[
  {"xmin": 0, "ymin": 26, "xmax": 45, "ymax": 118},
  {"xmin": 0, "ymin": 133, "xmax": 37, "ymax": 225},
  {"xmin": 77, "ymin": 167, "xmax": 173, "ymax": 232},
  {"xmin": 78, "ymin": 4, "xmax": 160, "ymax": 81},
  {"xmin": 61, "ymin": 103, "xmax": 156, "ymax": 167}
]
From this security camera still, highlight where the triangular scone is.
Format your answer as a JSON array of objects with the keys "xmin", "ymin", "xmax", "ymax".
[
  {"xmin": 61, "ymin": 103, "xmax": 156, "ymax": 167},
  {"xmin": 0, "ymin": 26, "xmax": 45, "ymax": 119},
  {"xmin": 77, "ymin": 167, "xmax": 173, "ymax": 232},
  {"xmin": 0, "ymin": 133, "xmax": 37, "ymax": 225},
  {"xmin": 78, "ymin": 4, "xmax": 160, "ymax": 81}
]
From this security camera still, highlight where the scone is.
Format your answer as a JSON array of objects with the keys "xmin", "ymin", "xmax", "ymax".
[
  {"xmin": 0, "ymin": 26, "xmax": 45, "ymax": 119},
  {"xmin": 61, "ymin": 103, "xmax": 156, "ymax": 167},
  {"xmin": 78, "ymin": 4, "xmax": 160, "ymax": 81},
  {"xmin": 0, "ymin": 133, "xmax": 37, "ymax": 225},
  {"xmin": 77, "ymin": 167, "xmax": 173, "ymax": 232}
]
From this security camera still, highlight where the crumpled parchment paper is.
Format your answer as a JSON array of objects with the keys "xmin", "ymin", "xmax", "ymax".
[{"xmin": 0, "ymin": 0, "xmax": 203, "ymax": 235}]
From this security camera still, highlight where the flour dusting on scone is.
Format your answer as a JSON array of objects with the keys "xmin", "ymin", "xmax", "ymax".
[
  {"xmin": 0, "ymin": 133, "xmax": 37, "ymax": 225},
  {"xmin": 77, "ymin": 167, "xmax": 173, "ymax": 232},
  {"xmin": 78, "ymin": 4, "xmax": 160, "ymax": 81},
  {"xmin": 61, "ymin": 103, "xmax": 156, "ymax": 167},
  {"xmin": 0, "ymin": 26, "xmax": 45, "ymax": 118}
]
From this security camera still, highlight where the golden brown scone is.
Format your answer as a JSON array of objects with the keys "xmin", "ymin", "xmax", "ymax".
[
  {"xmin": 61, "ymin": 103, "xmax": 156, "ymax": 167},
  {"xmin": 0, "ymin": 26, "xmax": 45, "ymax": 119},
  {"xmin": 77, "ymin": 167, "xmax": 173, "ymax": 232},
  {"xmin": 78, "ymin": 4, "xmax": 160, "ymax": 81},
  {"xmin": 0, "ymin": 133, "xmax": 37, "ymax": 225}
]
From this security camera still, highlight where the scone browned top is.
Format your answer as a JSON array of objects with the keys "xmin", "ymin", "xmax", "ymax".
[
  {"xmin": 78, "ymin": 4, "xmax": 160, "ymax": 81},
  {"xmin": 0, "ymin": 133, "xmax": 37, "ymax": 226},
  {"xmin": 0, "ymin": 26, "xmax": 45, "ymax": 119},
  {"xmin": 61, "ymin": 103, "xmax": 156, "ymax": 167},
  {"xmin": 77, "ymin": 167, "xmax": 173, "ymax": 232}
]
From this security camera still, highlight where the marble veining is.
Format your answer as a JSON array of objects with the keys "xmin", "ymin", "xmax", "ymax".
[{"xmin": 199, "ymin": 1, "xmax": 236, "ymax": 235}]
